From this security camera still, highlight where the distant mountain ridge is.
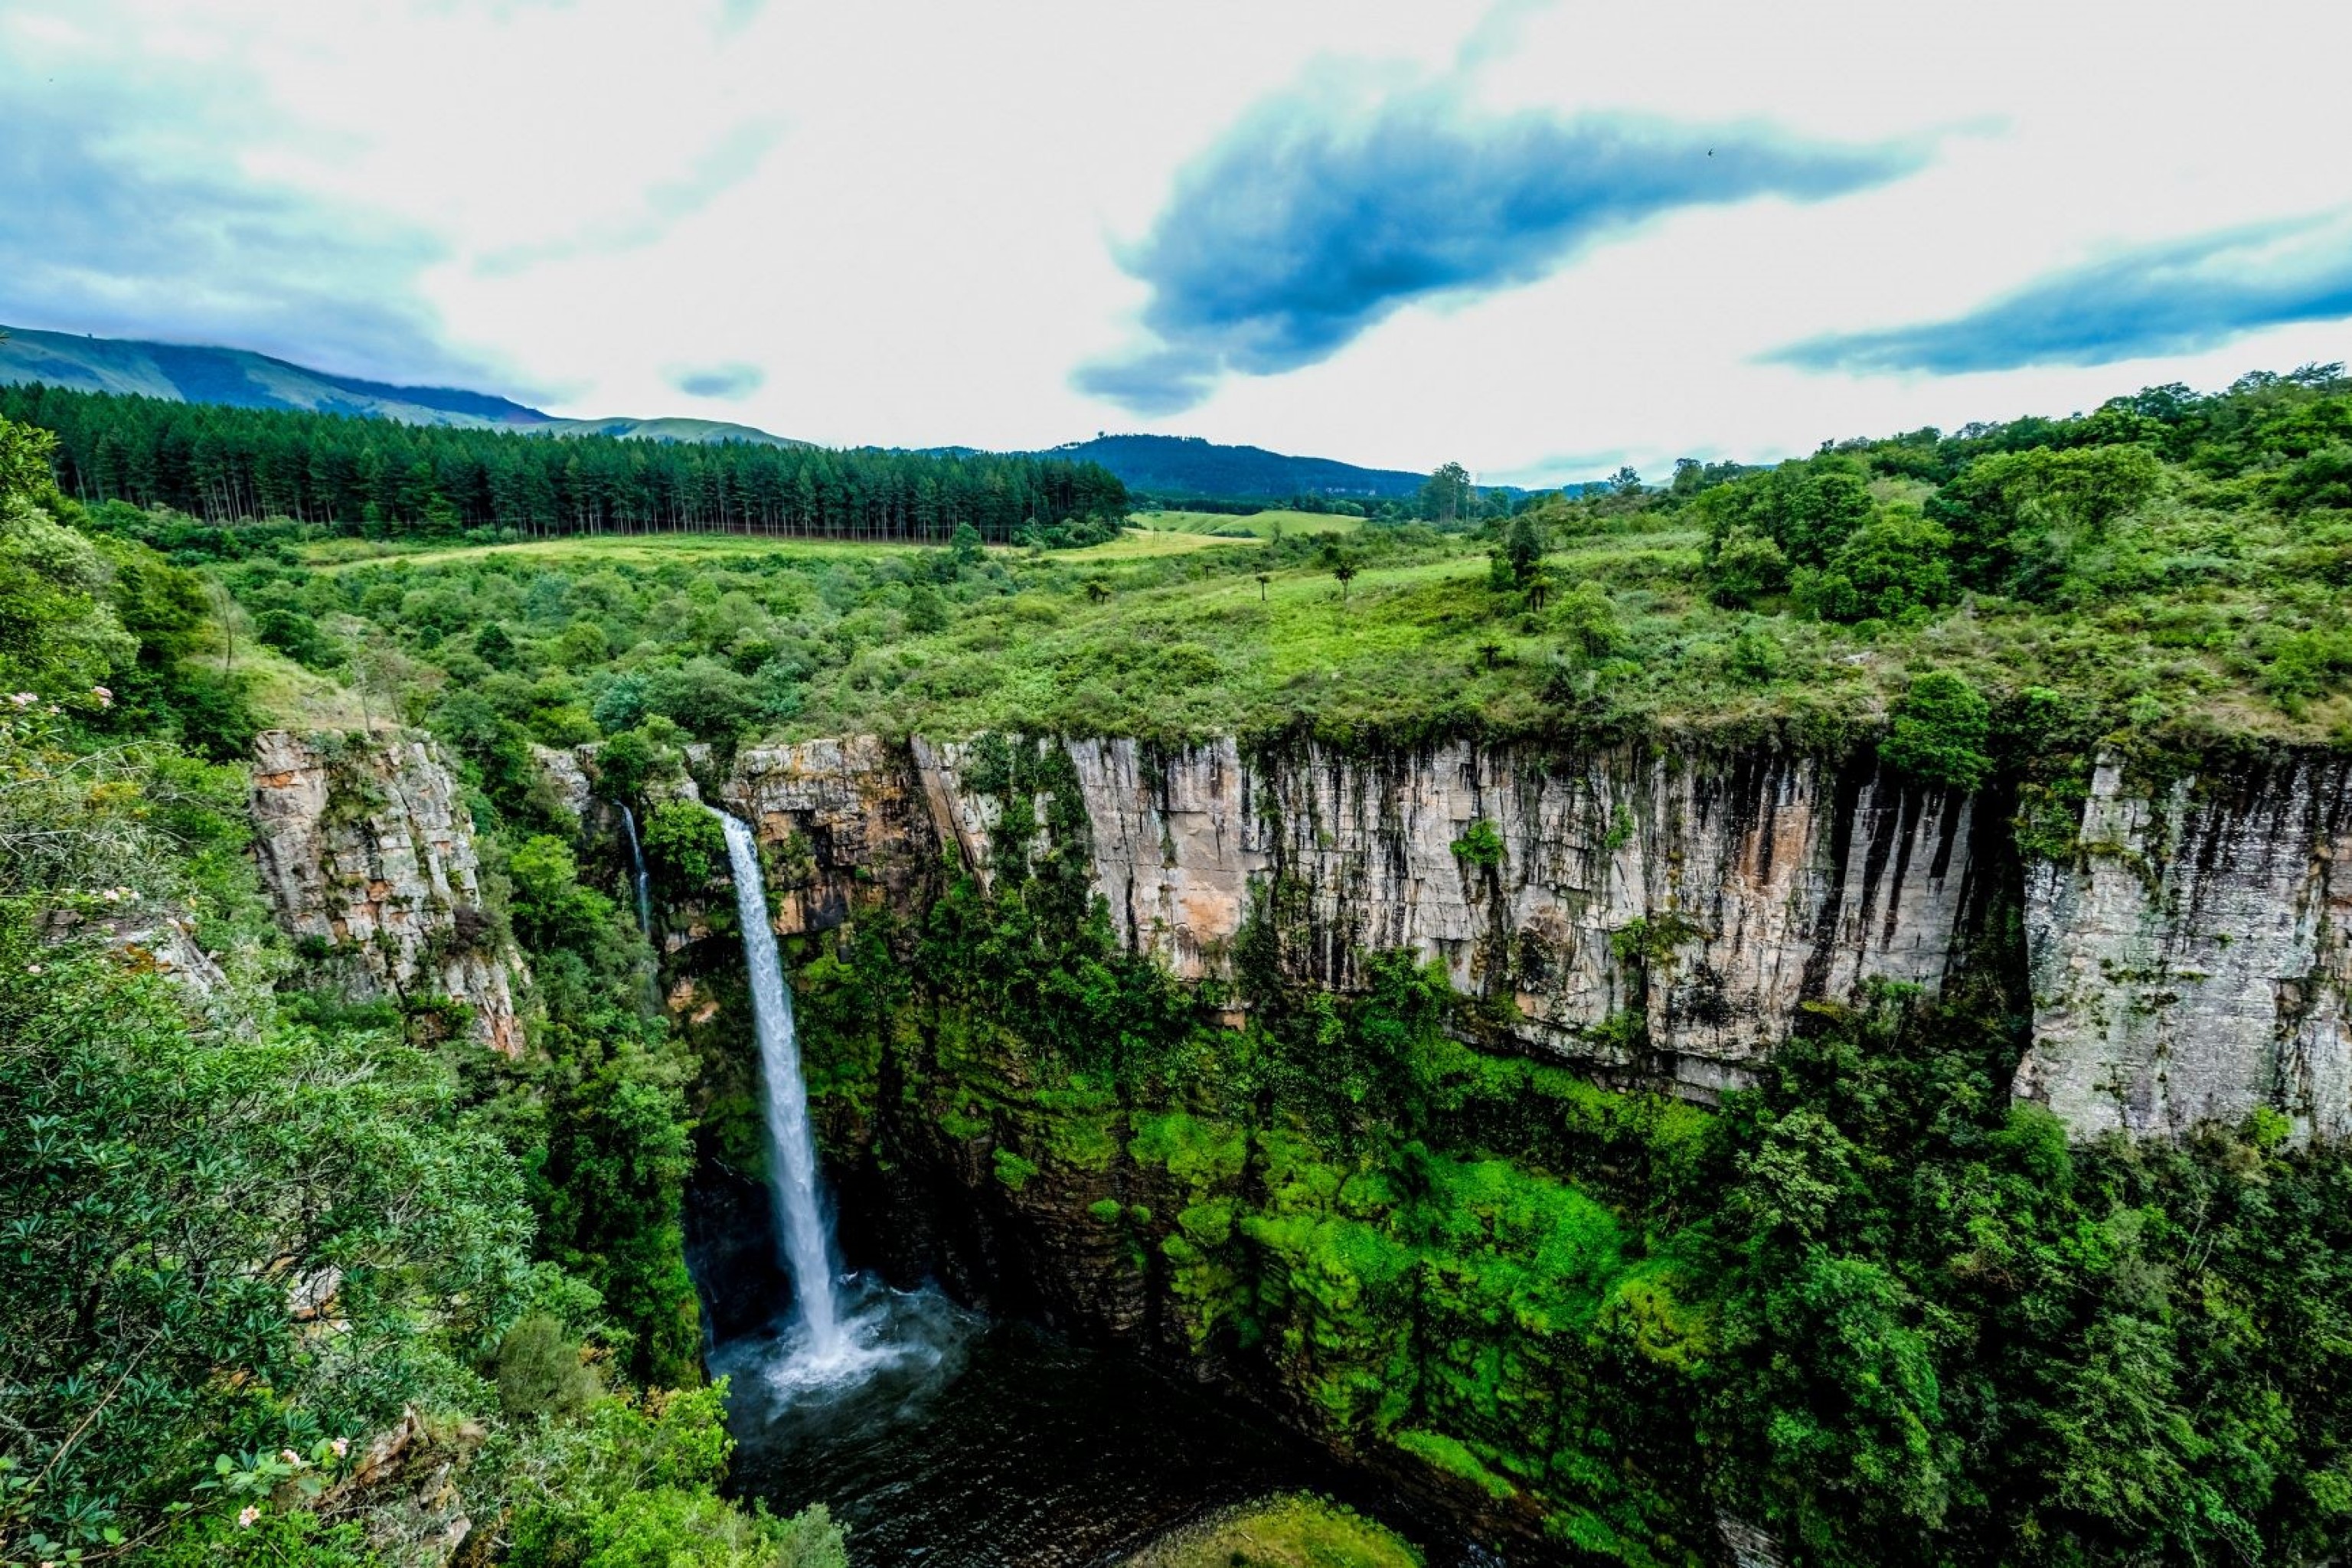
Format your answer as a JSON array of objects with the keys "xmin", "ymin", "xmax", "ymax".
[
  {"xmin": 0, "ymin": 325, "xmax": 1442, "ymax": 492},
  {"xmin": 1042, "ymin": 433, "xmax": 1427, "ymax": 499},
  {"xmin": 0, "ymin": 326, "xmax": 806, "ymax": 448}
]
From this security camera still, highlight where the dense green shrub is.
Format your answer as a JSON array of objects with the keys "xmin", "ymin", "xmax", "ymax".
[
  {"xmin": 1879, "ymin": 671, "xmax": 1994, "ymax": 791},
  {"xmin": 1705, "ymin": 526, "xmax": 1790, "ymax": 608},
  {"xmin": 498, "ymin": 1314, "xmax": 606, "ymax": 1421},
  {"xmin": 0, "ymin": 906, "xmax": 534, "ymax": 1553},
  {"xmin": 1449, "ymin": 818, "xmax": 1505, "ymax": 870},
  {"xmin": 1798, "ymin": 513, "xmax": 1956, "ymax": 622},
  {"xmin": 1697, "ymin": 452, "xmax": 1875, "ymax": 568},
  {"xmin": 505, "ymin": 1386, "xmax": 846, "ymax": 1568},
  {"xmin": 1925, "ymin": 443, "xmax": 2162, "ymax": 597},
  {"xmin": 643, "ymin": 799, "xmax": 726, "ymax": 893}
]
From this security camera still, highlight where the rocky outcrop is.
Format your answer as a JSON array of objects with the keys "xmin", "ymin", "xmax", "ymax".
[
  {"xmin": 718, "ymin": 736, "xmax": 951, "ymax": 939},
  {"xmin": 250, "ymin": 729, "xmax": 524, "ymax": 1054},
  {"xmin": 44, "ymin": 901, "xmax": 231, "ymax": 997},
  {"xmin": 1042, "ymin": 738, "xmax": 1983, "ymax": 1098},
  {"xmin": 532, "ymin": 742, "xmax": 595, "ymax": 825},
  {"xmin": 2016, "ymin": 752, "xmax": 2352, "ymax": 1138}
]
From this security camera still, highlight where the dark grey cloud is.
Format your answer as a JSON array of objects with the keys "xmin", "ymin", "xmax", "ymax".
[
  {"xmin": 670, "ymin": 362, "xmax": 766, "ymax": 398},
  {"xmin": 1769, "ymin": 214, "xmax": 2352, "ymax": 374},
  {"xmin": 0, "ymin": 73, "xmax": 489, "ymax": 389},
  {"xmin": 1076, "ymin": 84, "xmax": 1926, "ymax": 413}
]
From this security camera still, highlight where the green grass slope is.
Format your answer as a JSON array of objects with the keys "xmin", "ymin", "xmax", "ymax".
[{"xmin": 1125, "ymin": 1495, "xmax": 1422, "ymax": 1568}]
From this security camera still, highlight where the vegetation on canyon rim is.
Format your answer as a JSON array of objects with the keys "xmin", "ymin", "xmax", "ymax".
[
  {"xmin": 0, "ymin": 358, "xmax": 2348, "ymax": 1566},
  {"xmin": 30, "ymin": 361, "xmax": 2352, "ymax": 763}
]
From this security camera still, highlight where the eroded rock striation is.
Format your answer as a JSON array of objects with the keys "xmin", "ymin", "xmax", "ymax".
[
  {"xmin": 588, "ymin": 730, "xmax": 2352, "ymax": 1134},
  {"xmin": 723, "ymin": 735, "xmax": 940, "ymax": 939},
  {"xmin": 2017, "ymin": 751, "xmax": 2352, "ymax": 1138},
  {"xmin": 250, "ymin": 728, "xmax": 524, "ymax": 1054},
  {"xmin": 722, "ymin": 734, "xmax": 1985, "ymax": 1100}
]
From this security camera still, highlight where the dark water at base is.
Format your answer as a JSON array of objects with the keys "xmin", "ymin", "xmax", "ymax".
[{"xmin": 715, "ymin": 1279, "xmax": 1441, "ymax": 1567}]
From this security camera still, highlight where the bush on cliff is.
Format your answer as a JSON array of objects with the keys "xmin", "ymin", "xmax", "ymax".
[
  {"xmin": 1878, "ymin": 671, "xmax": 1993, "ymax": 792},
  {"xmin": 643, "ymin": 798, "xmax": 727, "ymax": 894}
]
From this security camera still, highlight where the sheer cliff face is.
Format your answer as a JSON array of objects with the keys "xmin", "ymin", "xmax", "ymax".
[
  {"xmin": 725, "ymin": 736, "xmax": 1985, "ymax": 1101},
  {"xmin": 240, "ymin": 722, "xmax": 2352, "ymax": 1134},
  {"xmin": 249, "ymin": 729, "xmax": 524, "ymax": 1054},
  {"xmin": 247, "ymin": 724, "xmax": 2344, "ymax": 1134},
  {"xmin": 2017, "ymin": 753, "xmax": 2352, "ymax": 1138}
]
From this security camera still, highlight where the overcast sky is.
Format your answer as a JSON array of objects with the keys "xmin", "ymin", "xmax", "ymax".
[{"xmin": 5, "ymin": 0, "xmax": 2350, "ymax": 482}]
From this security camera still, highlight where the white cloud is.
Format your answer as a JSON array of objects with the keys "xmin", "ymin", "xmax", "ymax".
[{"xmin": 4, "ymin": 0, "xmax": 2350, "ymax": 475}]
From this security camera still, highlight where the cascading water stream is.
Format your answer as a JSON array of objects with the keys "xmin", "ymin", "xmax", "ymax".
[
  {"xmin": 716, "ymin": 810, "xmax": 847, "ymax": 1360},
  {"xmin": 618, "ymin": 803, "xmax": 652, "ymax": 936},
  {"xmin": 694, "ymin": 828, "xmax": 1416, "ymax": 1562}
]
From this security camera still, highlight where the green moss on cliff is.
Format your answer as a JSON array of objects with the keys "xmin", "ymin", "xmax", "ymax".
[
  {"xmin": 1125, "ymin": 1492, "xmax": 1421, "ymax": 1568},
  {"xmin": 767, "ymin": 766, "xmax": 2352, "ymax": 1568}
]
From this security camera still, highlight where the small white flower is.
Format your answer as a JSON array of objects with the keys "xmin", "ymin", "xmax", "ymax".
[
  {"xmin": 7, "ymin": 692, "xmax": 34, "ymax": 707},
  {"xmin": 279, "ymin": 1447, "xmax": 303, "ymax": 1467},
  {"xmin": 24, "ymin": 965, "xmax": 41, "ymax": 975},
  {"xmin": 237, "ymin": 1506, "xmax": 260, "ymax": 1529},
  {"xmin": 330, "ymin": 1436, "xmax": 350, "ymax": 1459},
  {"xmin": 90, "ymin": 686, "xmax": 113, "ymax": 707}
]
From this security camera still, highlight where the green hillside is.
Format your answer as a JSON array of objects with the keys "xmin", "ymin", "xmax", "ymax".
[
  {"xmin": 539, "ymin": 413, "xmax": 808, "ymax": 447},
  {"xmin": 1044, "ymin": 432, "xmax": 1429, "ymax": 499},
  {"xmin": 7, "ymin": 365, "xmax": 2352, "ymax": 1568},
  {"xmin": 132, "ymin": 364, "xmax": 2349, "ymax": 763}
]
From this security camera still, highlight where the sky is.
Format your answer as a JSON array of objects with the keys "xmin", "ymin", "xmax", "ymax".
[{"xmin": 4, "ymin": 0, "xmax": 2351, "ymax": 483}]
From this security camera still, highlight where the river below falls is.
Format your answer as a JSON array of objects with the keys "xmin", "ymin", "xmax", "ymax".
[{"xmin": 711, "ymin": 1277, "xmax": 1473, "ymax": 1567}]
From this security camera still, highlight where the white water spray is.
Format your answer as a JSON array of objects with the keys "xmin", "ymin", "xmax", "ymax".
[
  {"xmin": 618, "ymin": 804, "xmax": 652, "ymax": 936},
  {"xmin": 716, "ymin": 810, "xmax": 846, "ymax": 1358}
]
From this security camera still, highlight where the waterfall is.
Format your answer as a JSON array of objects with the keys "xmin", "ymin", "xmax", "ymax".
[
  {"xmin": 715, "ymin": 810, "xmax": 846, "ymax": 1357},
  {"xmin": 618, "ymin": 804, "xmax": 652, "ymax": 936}
]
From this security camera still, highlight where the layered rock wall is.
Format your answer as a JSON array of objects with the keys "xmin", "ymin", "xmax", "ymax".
[
  {"xmin": 2017, "ymin": 752, "xmax": 2352, "ymax": 1137},
  {"xmin": 250, "ymin": 729, "xmax": 524, "ymax": 1054},
  {"xmin": 726, "ymin": 736, "xmax": 1984, "ymax": 1099},
  {"xmin": 656, "ymin": 731, "xmax": 2352, "ymax": 1133},
  {"xmin": 723, "ymin": 735, "xmax": 943, "ymax": 938}
]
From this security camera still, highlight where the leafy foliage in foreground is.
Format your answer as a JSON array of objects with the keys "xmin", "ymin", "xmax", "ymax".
[
  {"xmin": 0, "ymin": 907, "xmax": 529, "ymax": 1557},
  {"xmin": 0, "ymin": 414, "xmax": 842, "ymax": 1567}
]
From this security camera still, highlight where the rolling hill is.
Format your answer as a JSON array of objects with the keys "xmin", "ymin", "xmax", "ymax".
[
  {"xmin": 0, "ymin": 326, "xmax": 1455, "ymax": 488},
  {"xmin": 0, "ymin": 325, "xmax": 805, "ymax": 447},
  {"xmin": 1042, "ymin": 433, "xmax": 1428, "ymax": 500}
]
